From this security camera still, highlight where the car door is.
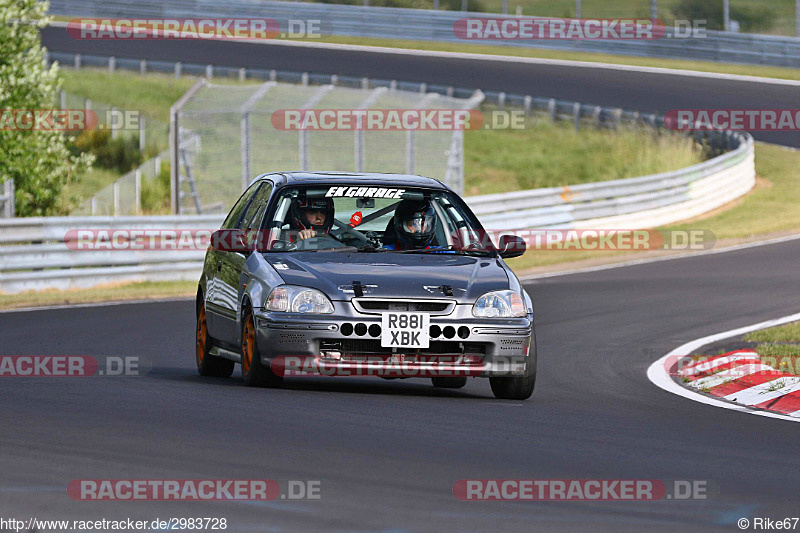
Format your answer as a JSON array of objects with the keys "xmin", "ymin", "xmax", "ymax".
[
  {"xmin": 205, "ymin": 181, "xmax": 262, "ymax": 341},
  {"xmin": 212, "ymin": 181, "xmax": 273, "ymax": 345}
]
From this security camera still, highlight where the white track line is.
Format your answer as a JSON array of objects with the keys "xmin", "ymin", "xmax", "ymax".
[
  {"xmin": 46, "ymin": 21, "xmax": 800, "ymax": 86},
  {"xmin": 647, "ymin": 311, "xmax": 800, "ymax": 422}
]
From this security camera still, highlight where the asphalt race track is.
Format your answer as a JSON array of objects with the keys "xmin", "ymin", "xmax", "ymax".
[
  {"xmin": 40, "ymin": 26, "xmax": 800, "ymax": 148},
  {"xmin": 2, "ymin": 239, "xmax": 799, "ymax": 531}
]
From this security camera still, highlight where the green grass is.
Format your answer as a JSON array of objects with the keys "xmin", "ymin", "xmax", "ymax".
[
  {"xmin": 756, "ymin": 343, "xmax": 800, "ymax": 357},
  {"xmin": 464, "ymin": 120, "xmax": 701, "ymax": 195},
  {"xmin": 0, "ymin": 280, "xmax": 196, "ymax": 310},
  {"xmin": 746, "ymin": 321, "xmax": 800, "ymax": 343},
  {"xmin": 60, "ymin": 69, "xmax": 196, "ymax": 123}
]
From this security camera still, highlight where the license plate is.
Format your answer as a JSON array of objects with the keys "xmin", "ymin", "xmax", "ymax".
[{"xmin": 381, "ymin": 312, "xmax": 430, "ymax": 348}]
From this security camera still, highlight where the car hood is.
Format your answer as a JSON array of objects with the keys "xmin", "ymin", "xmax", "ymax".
[{"xmin": 264, "ymin": 252, "xmax": 509, "ymax": 302}]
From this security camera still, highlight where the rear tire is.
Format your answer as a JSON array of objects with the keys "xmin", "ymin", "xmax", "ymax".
[
  {"xmin": 241, "ymin": 306, "xmax": 283, "ymax": 388},
  {"xmin": 489, "ymin": 334, "xmax": 537, "ymax": 400},
  {"xmin": 431, "ymin": 377, "xmax": 467, "ymax": 389},
  {"xmin": 196, "ymin": 302, "xmax": 235, "ymax": 378}
]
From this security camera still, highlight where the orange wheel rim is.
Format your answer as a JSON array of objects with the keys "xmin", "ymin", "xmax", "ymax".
[
  {"xmin": 243, "ymin": 317, "xmax": 254, "ymax": 374},
  {"xmin": 196, "ymin": 306, "xmax": 207, "ymax": 365}
]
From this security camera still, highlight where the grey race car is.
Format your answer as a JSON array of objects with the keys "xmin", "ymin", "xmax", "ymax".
[{"xmin": 195, "ymin": 172, "xmax": 536, "ymax": 400}]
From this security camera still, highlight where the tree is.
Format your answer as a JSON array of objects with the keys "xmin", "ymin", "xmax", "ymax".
[{"xmin": 0, "ymin": 0, "xmax": 92, "ymax": 216}]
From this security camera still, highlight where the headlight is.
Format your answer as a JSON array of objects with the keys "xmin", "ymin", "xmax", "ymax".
[
  {"xmin": 472, "ymin": 290, "xmax": 526, "ymax": 318},
  {"xmin": 266, "ymin": 285, "xmax": 334, "ymax": 314}
]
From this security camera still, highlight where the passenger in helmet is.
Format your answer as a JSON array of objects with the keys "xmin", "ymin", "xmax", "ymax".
[
  {"xmin": 289, "ymin": 197, "xmax": 334, "ymax": 241},
  {"xmin": 388, "ymin": 199, "xmax": 438, "ymax": 250}
]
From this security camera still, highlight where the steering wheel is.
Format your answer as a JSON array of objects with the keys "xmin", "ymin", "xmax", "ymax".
[
  {"xmin": 292, "ymin": 235, "xmax": 349, "ymax": 251},
  {"xmin": 330, "ymin": 220, "xmax": 370, "ymax": 246}
]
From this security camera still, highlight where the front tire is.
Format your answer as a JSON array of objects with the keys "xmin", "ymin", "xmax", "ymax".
[
  {"xmin": 489, "ymin": 335, "xmax": 537, "ymax": 400},
  {"xmin": 196, "ymin": 302, "xmax": 235, "ymax": 378},
  {"xmin": 241, "ymin": 306, "xmax": 283, "ymax": 388}
]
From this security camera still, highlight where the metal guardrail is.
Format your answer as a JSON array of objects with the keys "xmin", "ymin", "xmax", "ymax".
[
  {"xmin": 0, "ymin": 180, "xmax": 14, "ymax": 219},
  {"xmin": 0, "ymin": 134, "xmax": 754, "ymax": 294},
  {"xmin": 47, "ymin": 0, "xmax": 800, "ymax": 67}
]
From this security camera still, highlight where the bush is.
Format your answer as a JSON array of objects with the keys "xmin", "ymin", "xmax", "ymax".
[
  {"xmin": 69, "ymin": 129, "xmax": 143, "ymax": 174},
  {"xmin": 140, "ymin": 160, "xmax": 171, "ymax": 214},
  {"xmin": 673, "ymin": 0, "xmax": 775, "ymax": 32}
]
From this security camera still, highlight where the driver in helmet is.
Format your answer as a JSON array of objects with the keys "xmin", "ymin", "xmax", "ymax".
[
  {"xmin": 385, "ymin": 199, "xmax": 438, "ymax": 250},
  {"xmin": 289, "ymin": 197, "xmax": 334, "ymax": 241}
]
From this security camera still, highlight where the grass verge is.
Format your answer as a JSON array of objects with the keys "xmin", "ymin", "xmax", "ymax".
[
  {"xmin": 0, "ymin": 281, "xmax": 196, "ymax": 310},
  {"xmin": 745, "ymin": 321, "xmax": 800, "ymax": 343}
]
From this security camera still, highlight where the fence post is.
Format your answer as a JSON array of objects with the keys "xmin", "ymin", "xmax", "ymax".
[
  {"xmin": 3, "ymin": 179, "xmax": 14, "ymax": 218},
  {"xmin": 174, "ymin": 62, "xmax": 182, "ymax": 78},
  {"xmin": 242, "ymin": 112, "xmax": 252, "ymax": 189},
  {"xmin": 85, "ymin": 98, "xmax": 92, "ymax": 112},
  {"xmin": 205, "ymin": 65, "xmax": 213, "ymax": 79},
  {"xmin": 301, "ymin": 72, "xmax": 309, "ymax": 86},
  {"xmin": 113, "ymin": 181, "xmax": 120, "ymax": 216},
  {"xmin": 139, "ymin": 116, "xmax": 146, "ymax": 153},
  {"xmin": 60, "ymin": 90, "xmax": 66, "ymax": 110},
  {"xmin": 331, "ymin": 74, "xmax": 338, "ymax": 86},
  {"xmin": 109, "ymin": 56, "xmax": 116, "ymax": 73},
  {"xmin": 239, "ymin": 68, "xmax": 246, "ymax": 81},
  {"xmin": 593, "ymin": 105, "xmax": 602, "ymax": 128},
  {"xmin": 92, "ymin": 196, "xmax": 97, "ymax": 216},
  {"xmin": 140, "ymin": 59, "xmax": 147, "ymax": 76},
  {"xmin": 405, "ymin": 130, "xmax": 416, "ymax": 174},
  {"xmin": 135, "ymin": 169, "xmax": 142, "ymax": 215},
  {"xmin": 270, "ymin": 69, "xmax": 277, "ymax": 82},
  {"xmin": 498, "ymin": 92, "xmax": 506, "ymax": 110},
  {"xmin": 572, "ymin": 102, "xmax": 581, "ymax": 130},
  {"xmin": 74, "ymin": 54, "xmax": 81, "ymax": 69},
  {"xmin": 523, "ymin": 95, "xmax": 532, "ymax": 117},
  {"xmin": 361, "ymin": 77, "xmax": 369, "ymax": 90},
  {"xmin": 548, "ymin": 98, "xmax": 557, "ymax": 122},
  {"xmin": 111, "ymin": 106, "xmax": 118, "ymax": 139}
]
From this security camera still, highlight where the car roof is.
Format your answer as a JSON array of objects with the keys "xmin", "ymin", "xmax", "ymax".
[{"xmin": 254, "ymin": 171, "xmax": 449, "ymax": 190}]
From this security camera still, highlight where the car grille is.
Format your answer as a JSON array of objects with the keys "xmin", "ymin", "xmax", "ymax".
[
  {"xmin": 352, "ymin": 298, "xmax": 454, "ymax": 315},
  {"xmin": 320, "ymin": 339, "xmax": 486, "ymax": 358}
]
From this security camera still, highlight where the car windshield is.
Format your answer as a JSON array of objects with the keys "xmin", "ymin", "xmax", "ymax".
[{"xmin": 260, "ymin": 184, "xmax": 496, "ymax": 255}]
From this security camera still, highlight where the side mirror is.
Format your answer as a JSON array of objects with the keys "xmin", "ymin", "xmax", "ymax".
[
  {"xmin": 498, "ymin": 234, "xmax": 526, "ymax": 259},
  {"xmin": 210, "ymin": 229, "xmax": 252, "ymax": 254}
]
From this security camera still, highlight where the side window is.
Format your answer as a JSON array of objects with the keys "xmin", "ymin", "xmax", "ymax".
[
  {"xmin": 242, "ymin": 182, "xmax": 273, "ymax": 231},
  {"xmin": 221, "ymin": 182, "xmax": 262, "ymax": 230}
]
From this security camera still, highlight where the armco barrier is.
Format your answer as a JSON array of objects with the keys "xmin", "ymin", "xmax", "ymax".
[
  {"xmin": 46, "ymin": 1, "xmax": 800, "ymax": 68},
  {"xmin": 0, "ymin": 134, "xmax": 754, "ymax": 294}
]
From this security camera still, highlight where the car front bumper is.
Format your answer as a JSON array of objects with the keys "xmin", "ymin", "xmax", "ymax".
[{"xmin": 253, "ymin": 303, "xmax": 534, "ymax": 377}]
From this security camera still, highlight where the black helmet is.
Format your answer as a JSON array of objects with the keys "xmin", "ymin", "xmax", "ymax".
[
  {"xmin": 290, "ymin": 196, "xmax": 334, "ymax": 234},
  {"xmin": 394, "ymin": 199, "xmax": 437, "ymax": 249}
]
